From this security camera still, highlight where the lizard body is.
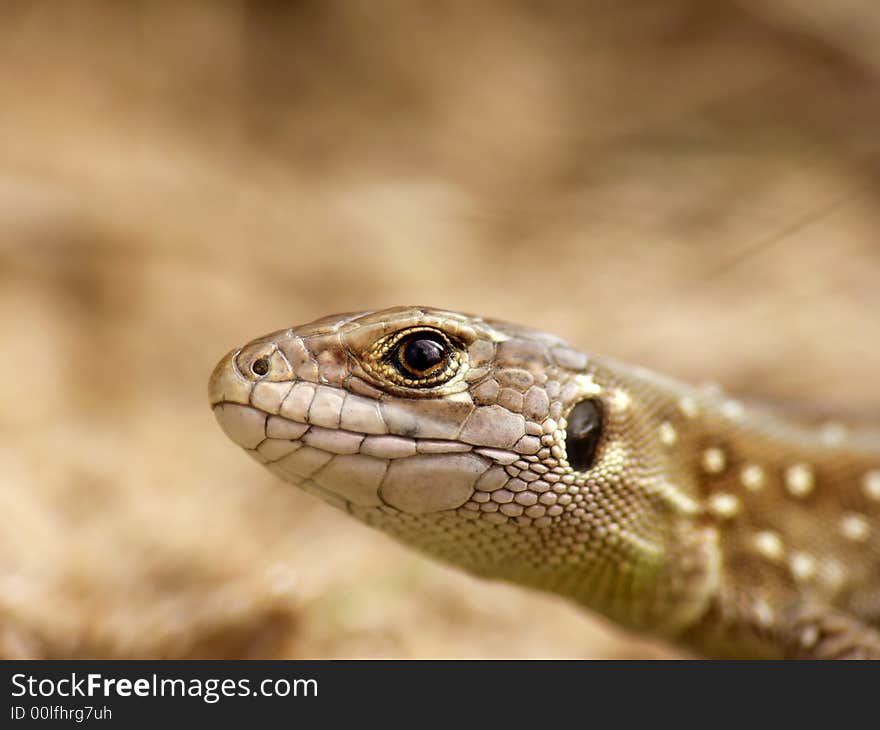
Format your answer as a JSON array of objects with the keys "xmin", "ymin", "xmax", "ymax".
[{"xmin": 209, "ymin": 306, "xmax": 880, "ymax": 658}]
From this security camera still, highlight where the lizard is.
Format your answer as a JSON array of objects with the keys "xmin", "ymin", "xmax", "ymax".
[{"xmin": 208, "ymin": 306, "xmax": 880, "ymax": 658}]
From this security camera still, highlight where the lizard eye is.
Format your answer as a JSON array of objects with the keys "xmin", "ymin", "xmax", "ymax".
[
  {"xmin": 566, "ymin": 399, "xmax": 603, "ymax": 471},
  {"xmin": 365, "ymin": 327, "xmax": 463, "ymax": 388},
  {"xmin": 395, "ymin": 333, "xmax": 448, "ymax": 378}
]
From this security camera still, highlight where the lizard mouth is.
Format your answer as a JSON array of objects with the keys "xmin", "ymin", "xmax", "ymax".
[
  {"xmin": 212, "ymin": 401, "xmax": 485, "ymax": 460},
  {"xmin": 212, "ymin": 401, "xmax": 504, "ymax": 514}
]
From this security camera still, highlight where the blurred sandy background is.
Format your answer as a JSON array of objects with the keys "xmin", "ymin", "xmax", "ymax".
[{"xmin": 1, "ymin": 0, "xmax": 878, "ymax": 658}]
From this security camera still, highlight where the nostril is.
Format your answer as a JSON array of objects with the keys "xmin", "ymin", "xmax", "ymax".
[{"xmin": 251, "ymin": 357, "xmax": 270, "ymax": 376}]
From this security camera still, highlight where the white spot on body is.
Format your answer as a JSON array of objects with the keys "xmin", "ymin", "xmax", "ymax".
[
  {"xmin": 800, "ymin": 626, "xmax": 819, "ymax": 649},
  {"xmin": 707, "ymin": 492, "xmax": 740, "ymax": 519},
  {"xmin": 863, "ymin": 470, "xmax": 880, "ymax": 501},
  {"xmin": 840, "ymin": 513, "xmax": 870, "ymax": 542},
  {"xmin": 789, "ymin": 552, "xmax": 816, "ymax": 582},
  {"xmin": 702, "ymin": 448, "xmax": 726, "ymax": 474},
  {"xmin": 650, "ymin": 480, "xmax": 700, "ymax": 515},
  {"xmin": 753, "ymin": 531, "xmax": 784, "ymax": 561},
  {"xmin": 678, "ymin": 396, "xmax": 699, "ymax": 419},
  {"xmin": 740, "ymin": 464, "xmax": 765, "ymax": 492},
  {"xmin": 658, "ymin": 422, "xmax": 677, "ymax": 447},
  {"xmin": 785, "ymin": 464, "xmax": 815, "ymax": 498},
  {"xmin": 753, "ymin": 599, "xmax": 774, "ymax": 628}
]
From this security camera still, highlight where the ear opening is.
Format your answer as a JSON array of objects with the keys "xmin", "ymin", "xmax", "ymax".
[{"xmin": 565, "ymin": 399, "xmax": 604, "ymax": 471}]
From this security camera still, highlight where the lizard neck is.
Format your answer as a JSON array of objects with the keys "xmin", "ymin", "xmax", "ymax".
[
  {"xmin": 601, "ymin": 358, "xmax": 880, "ymax": 656},
  {"xmin": 458, "ymin": 358, "xmax": 728, "ymax": 637}
]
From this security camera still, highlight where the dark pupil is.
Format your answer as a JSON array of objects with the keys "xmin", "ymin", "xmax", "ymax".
[
  {"xmin": 402, "ymin": 337, "xmax": 445, "ymax": 373},
  {"xmin": 565, "ymin": 399, "xmax": 603, "ymax": 471}
]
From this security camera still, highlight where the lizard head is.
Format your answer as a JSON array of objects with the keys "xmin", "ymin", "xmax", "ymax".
[{"xmin": 209, "ymin": 306, "xmax": 713, "ymax": 630}]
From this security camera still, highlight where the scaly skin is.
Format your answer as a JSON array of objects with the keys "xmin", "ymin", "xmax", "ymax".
[{"xmin": 209, "ymin": 307, "xmax": 880, "ymax": 658}]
